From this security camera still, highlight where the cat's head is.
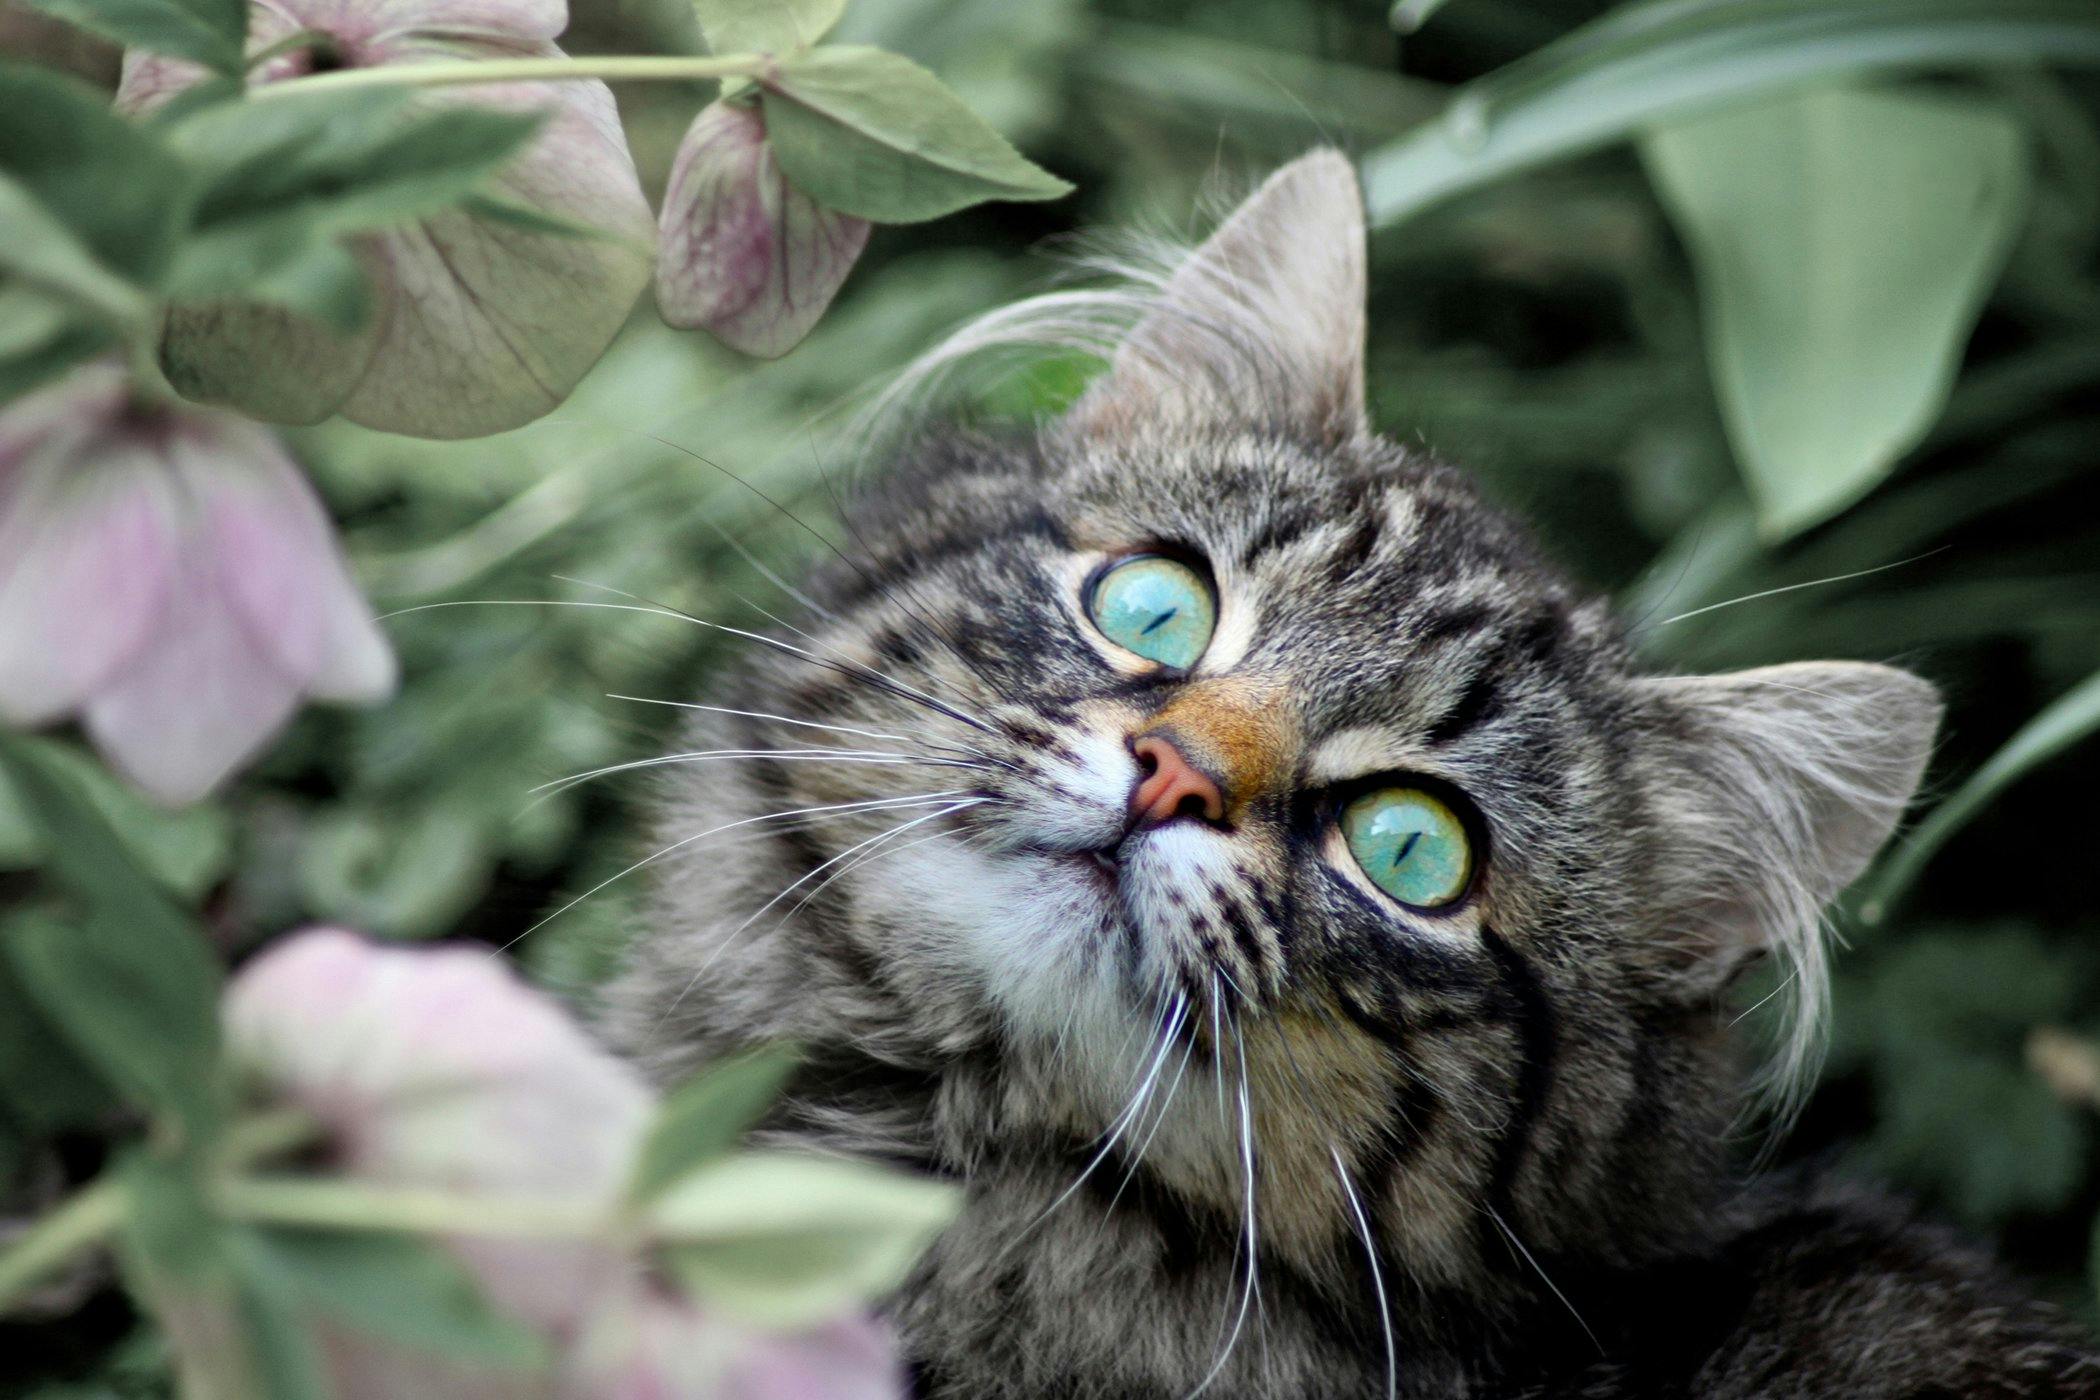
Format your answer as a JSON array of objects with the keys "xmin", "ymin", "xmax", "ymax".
[{"xmin": 631, "ymin": 151, "xmax": 1939, "ymax": 1304}]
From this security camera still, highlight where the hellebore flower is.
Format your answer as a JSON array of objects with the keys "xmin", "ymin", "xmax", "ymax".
[
  {"xmin": 224, "ymin": 927, "xmax": 654, "ymax": 1334},
  {"xmin": 565, "ymin": 1279, "xmax": 905, "ymax": 1400},
  {"xmin": 118, "ymin": 0, "xmax": 655, "ymax": 439},
  {"xmin": 656, "ymin": 100, "xmax": 869, "ymax": 359},
  {"xmin": 0, "ymin": 366, "xmax": 394, "ymax": 804},
  {"xmin": 221, "ymin": 928, "xmax": 911, "ymax": 1398}
]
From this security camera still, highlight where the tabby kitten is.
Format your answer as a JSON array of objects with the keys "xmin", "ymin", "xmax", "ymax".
[{"xmin": 609, "ymin": 152, "xmax": 2100, "ymax": 1398}]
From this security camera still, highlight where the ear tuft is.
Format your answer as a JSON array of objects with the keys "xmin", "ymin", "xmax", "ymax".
[
  {"xmin": 1061, "ymin": 149, "xmax": 1368, "ymax": 443},
  {"xmin": 1636, "ymin": 661, "xmax": 1940, "ymax": 1099}
]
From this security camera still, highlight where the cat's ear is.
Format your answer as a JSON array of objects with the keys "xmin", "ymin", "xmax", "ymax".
[
  {"xmin": 1062, "ymin": 149, "xmax": 1368, "ymax": 444},
  {"xmin": 1634, "ymin": 661, "xmax": 1940, "ymax": 989}
]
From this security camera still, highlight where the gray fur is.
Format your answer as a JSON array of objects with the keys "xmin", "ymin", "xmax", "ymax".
[{"xmin": 606, "ymin": 152, "xmax": 2099, "ymax": 1398}]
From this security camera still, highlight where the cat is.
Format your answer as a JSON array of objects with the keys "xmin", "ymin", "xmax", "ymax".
[{"xmin": 607, "ymin": 151, "xmax": 2100, "ymax": 1398}]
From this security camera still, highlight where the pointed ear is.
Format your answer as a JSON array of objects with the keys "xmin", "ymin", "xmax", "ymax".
[
  {"xmin": 1634, "ymin": 661, "xmax": 1940, "ymax": 989},
  {"xmin": 1062, "ymin": 149, "xmax": 1368, "ymax": 444}
]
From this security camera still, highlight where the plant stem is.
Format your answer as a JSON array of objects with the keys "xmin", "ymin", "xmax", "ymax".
[
  {"xmin": 220, "ymin": 1177, "xmax": 614, "ymax": 1240},
  {"xmin": 249, "ymin": 52, "xmax": 765, "ymax": 100},
  {"xmin": 0, "ymin": 1177, "xmax": 127, "ymax": 1316}
]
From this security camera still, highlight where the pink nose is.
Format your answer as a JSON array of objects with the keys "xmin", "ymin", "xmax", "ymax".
[{"xmin": 1129, "ymin": 735, "xmax": 1226, "ymax": 827}]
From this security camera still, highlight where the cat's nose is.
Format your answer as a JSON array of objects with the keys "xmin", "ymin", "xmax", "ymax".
[{"xmin": 1128, "ymin": 735, "xmax": 1227, "ymax": 828}]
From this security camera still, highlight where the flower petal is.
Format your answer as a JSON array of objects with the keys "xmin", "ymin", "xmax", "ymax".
[
  {"xmin": 157, "ymin": 292, "xmax": 383, "ymax": 428},
  {"xmin": 0, "ymin": 372, "xmax": 177, "ymax": 725},
  {"xmin": 168, "ymin": 417, "xmax": 395, "ymax": 701},
  {"xmin": 81, "ymin": 543, "xmax": 303, "ymax": 805},
  {"xmin": 565, "ymin": 1284, "xmax": 904, "ymax": 1400},
  {"xmin": 264, "ymin": 0, "xmax": 567, "ymax": 45},
  {"xmin": 656, "ymin": 101, "xmax": 869, "ymax": 359},
  {"xmin": 333, "ymin": 56, "xmax": 655, "ymax": 438},
  {"xmin": 225, "ymin": 929, "xmax": 654, "ymax": 1331}
]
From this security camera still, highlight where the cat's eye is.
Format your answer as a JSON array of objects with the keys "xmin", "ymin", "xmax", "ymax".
[
  {"xmin": 1339, "ymin": 786, "xmax": 1473, "ymax": 910},
  {"xmin": 1086, "ymin": 555, "xmax": 1216, "ymax": 669}
]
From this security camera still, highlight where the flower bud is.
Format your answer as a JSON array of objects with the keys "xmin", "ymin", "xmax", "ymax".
[
  {"xmin": 656, "ymin": 101, "xmax": 869, "ymax": 359},
  {"xmin": 0, "ymin": 366, "xmax": 394, "ymax": 804},
  {"xmin": 224, "ymin": 928, "xmax": 654, "ymax": 1333},
  {"xmin": 565, "ymin": 1279, "xmax": 903, "ymax": 1400},
  {"xmin": 118, "ymin": 0, "xmax": 654, "ymax": 438}
]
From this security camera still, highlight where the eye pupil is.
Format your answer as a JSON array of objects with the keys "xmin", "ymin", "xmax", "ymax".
[
  {"xmin": 1341, "ymin": 787, "xmax": 1472, "ymax": 910},
  {"xmin": 1086, "ymin": 556, "xmax": 1216, "ymax": 669}
]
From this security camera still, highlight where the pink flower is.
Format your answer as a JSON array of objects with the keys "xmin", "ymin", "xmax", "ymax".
[
  {"xmin": 565, "ymin": 1278, "xmax": 904, "ymax": 1400},
  {"xmin": 0, "ymin": 366, "xmax": 394, "ymax": 804},
  {"xmin": 224, "ymin": 928, "xmax": 654, "ymax": 1334},
  {"xmin": 118, "ymin": 0, "xmax": 655, "ymax": 439},
  {"xmin": 656, "ymin": 101, "xmax": 870, "ymax": 359}
]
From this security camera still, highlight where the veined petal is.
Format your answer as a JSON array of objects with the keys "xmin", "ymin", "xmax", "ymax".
[
  {"xmin": 0, "ymin": 375, "xmax": 178, "ymax": 725},
  {"xmin": 169, "ymin": 416, "xmax": 395, "ymax": 700},
  {"xmin": 335, "ymin": 54, "xmax": 655, "ymax": 438},
  {"xmin": 264, "ymin": 0, "xmax": 567, "ymax": 45},
  {"xmin": 656, "ymin": 101, "xmax": 869, "ymax": 359},
  {"xmin": 82, "ymin": 545, "xmax": 303, "ymax": 805},
  {"xmin": 158, "ymin": 289, "xmax": 384, "ymax": 428},
  {"xmin": 225, "ymin": 930, "xmax": 654, "ymax": 1332}
]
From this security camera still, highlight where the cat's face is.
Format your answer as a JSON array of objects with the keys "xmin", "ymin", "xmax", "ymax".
[{"xmin": 629, "ymin": 153, "xmax": 1939, "ymax": 1307}]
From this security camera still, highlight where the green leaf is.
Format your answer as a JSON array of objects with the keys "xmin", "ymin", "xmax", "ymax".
[
  {"xmin": 648, "ymin": 1150, "xmax": 957, "ymax": 1327},
  {"xmin": 0, "ymin": 288, "xmax": 112, "ymax": 404},
  {"xmin": 0, "ymin": 64, "xmax": 197, "ymax": 287},
  {"xmin": 1360, "ymin": 0, "xmax": 2100, "ymax": 229},
  {"xmin": 0, "ymin": 737, "xmax": 223, "ymax": 1136},
  {"xmin": 20, "ymin": 0, "xmax": 246, "ymax": 74},
  {"xmin": 696, "ymin": 0, "xmax": 847, "ymax": 55},
  {"xmin": 0, "ymin": 737, "xmax": 232, "ymax": 898},
  {"xmin": 0, "ymin": 930, "xmax": 116, "ymax": 1136},
  {"xmin": 238, "ymin": 1229, "xmax": 547, "ymax": 1367},
  {"xmin": 0, "ymin": 174, "xmax": 155, "ymax": 332},
  {"xmin": 5, "ymin": 911, "xmax": 223, "ymax": 1138},
  {"xmin": 1859, "ymin": 666, "xmax": 2100, "ymax": 925},
  {"xmin": 628, "ymin": 1044, "xmax": 800, "ymax": 1201},
  {"xmin": 1642, "ymin": 84, "xmax": 2030, "ymax": 537},
  {"xmin": 171, "ymin": 89, "xmax": 544, "ymax": 238},
  {"xmin": 762, "ymin": 45, "xmax": 1072, "ymax": 223},
  {"xmin": 296, "ymin": 803, "xmax": 490, "ymax": 940}
]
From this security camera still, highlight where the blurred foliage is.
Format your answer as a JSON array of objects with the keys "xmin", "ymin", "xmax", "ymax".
[{"xmin": 6, "ymin": 0, "xmax": 2100, "ymax": 1389}]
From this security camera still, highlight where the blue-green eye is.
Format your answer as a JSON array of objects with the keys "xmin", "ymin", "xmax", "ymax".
[
  {"xmin": 1086, "ymin": 555, "xmax": 1215, "ymax": 669},
  {"xmin": 1340, "ymin": 786, "xmax": 1474, "ymax": 910}
]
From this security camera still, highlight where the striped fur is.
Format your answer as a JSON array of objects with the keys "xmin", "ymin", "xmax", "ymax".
[{"xmin": 607, "ymin": 153, "xmax": 2098, "ymax": 1397}]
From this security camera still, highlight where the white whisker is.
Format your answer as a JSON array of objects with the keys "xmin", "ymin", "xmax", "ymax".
[
  {"xmin": 506, "ymin": 790, "xmax": 975, "ymax": 949},
  {"xmin": 1485, "ymin": 1204, "xmax": 1602, "ymax": 1355},
  {"xmin": 604, "ymin": 694, "xmax": 992, "ymax": 762},
  {"xmin": 1332, "ymin": 1147, "xmax": 1397, "ymax": 1400},
  {"xmin": 659, "ymin": 799, "xmax": 990, "ymax": 1021}
]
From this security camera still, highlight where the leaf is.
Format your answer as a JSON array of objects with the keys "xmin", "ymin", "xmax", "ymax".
[
  {"xmin": 761, "ymin": 45, "xmax": 1072, "ymax": 223},
  {"xmin": 1360, "ymin": 0, "xmax": 2100, "ymax": 229},
  {"xmin": 0, "ymin": 929, "xmax": 116, "ymax": 1135},
  {"xmin": 0, "ymin": 737, "xmax": 232, "ymax": 898},
  {"xmin": 695, "ymin": 0, "xmax": 847, "ymax": 55},
  {"xmin": 0, "ymin": 736, "xmax": 222, "ymax": 1136},
  {"xmin": 173, "ymin": 91, "xmax": 545, "ymax": 236},
  {"xmin": 1859, "ymin": 666, "xmax": 2100, "ymax": 925},
  {"xmin": 0, "ymin": 287, "xmax": 113, "ymax": 403},
  {"xmin": 628, "ymin": 1044, "xmax": 800, "ymax": 1201},
  {"xmin": 648, "ymin": 1151, "xmax": 957, "ymax": 1327},
  {"xmin": 20, "ymin": 0, "xmax": 246, "ymax": 74},
  {"xmin": 237, "ymin": 1229, "xmax": 547, "ymax": 1367},
  {"xmin": 1642, "ymin": 84, "xmax": 2030, "ymax": 537},
  {"xmin": 0, "ymin": 63, "xmax": 196, "ymax": 287},
  {"xmin": 0, "ymin": 174, "xmax": 155, "ymax": 332}
]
